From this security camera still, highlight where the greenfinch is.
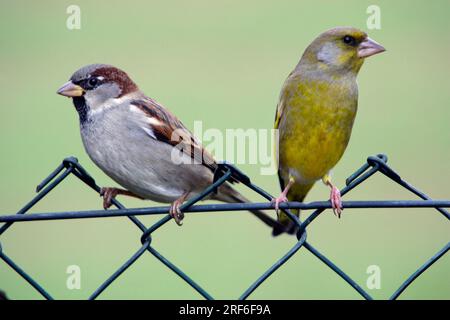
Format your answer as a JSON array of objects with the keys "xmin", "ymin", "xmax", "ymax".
[{"xmin": 273, "ymin": 27, "xmax": 385, "ymax": 235}]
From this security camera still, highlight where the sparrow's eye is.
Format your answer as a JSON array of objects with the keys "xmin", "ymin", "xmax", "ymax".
[
  {"xmin": 86, "ymin": 77, "xmax": 99, "ymax": 89},
  {"xmin": 343, "ymin": 35, "xmax": 356, "ymax": 46}
]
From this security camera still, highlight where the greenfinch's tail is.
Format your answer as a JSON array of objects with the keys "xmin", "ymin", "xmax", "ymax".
[
  {"xmin": 273, "ymin": 175, "xmax": 313, "ymax": 236},
  {"xmin": 214, "ymin": 183, "xmax": 288, "ymax": 235},
  {"xmin": 272, "ymin": 209, "xmax": 299, "ymax": 236}
]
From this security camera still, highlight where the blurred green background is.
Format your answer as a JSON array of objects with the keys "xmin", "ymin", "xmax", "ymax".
[{"xmin": 0, "ymin": 0, "xmax": 449, "ymax": 300}]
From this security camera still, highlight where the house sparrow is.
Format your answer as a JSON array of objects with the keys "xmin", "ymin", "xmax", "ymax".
[
  {"xmin": 273, "ymin": 27, "xmax": 385, "ymax": 235},
  {"xmin": 57, "ymin": 64, "xmax": 283, "ymax": 231}
]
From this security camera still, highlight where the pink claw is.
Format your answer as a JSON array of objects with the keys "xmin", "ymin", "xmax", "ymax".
[
  {"xmin": 330, "ymin": 186, "xmax": 343, "ymax": 218},
  {"xmin": 272, "ymin": 195, "xmax": 288, "ymax": 213}
]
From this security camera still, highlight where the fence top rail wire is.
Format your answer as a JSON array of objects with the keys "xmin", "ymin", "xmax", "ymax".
[
  {"xmin": 0, "ymin": 153, "xmax": 448, "ymax": 300},
  {"xmin": 0, "ymin": 200, "xmax": 449, "ymax": 223}
]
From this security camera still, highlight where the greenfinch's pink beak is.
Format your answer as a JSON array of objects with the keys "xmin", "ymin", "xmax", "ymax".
[
  {"xmin": 57, "ymin": 81, "xmax": 84, "ymax": 97},
  {"xmin": 358, "ymin": 37, "xmax": 385, "ymax": 58}
]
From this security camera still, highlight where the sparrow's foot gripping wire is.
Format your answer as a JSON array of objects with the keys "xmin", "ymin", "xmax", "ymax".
[
  {"xmin": 100, "ymin": 187, "xmax": 142, "ymax": 210},
  {"xmin": 169, "ymin": 192, "xmax": 189, "ymax": 226}
]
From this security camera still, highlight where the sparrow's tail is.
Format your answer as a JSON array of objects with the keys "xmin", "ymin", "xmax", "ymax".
[{"xmin": 214, "ymin": 183, "xmax": 293, "ymax": 236}]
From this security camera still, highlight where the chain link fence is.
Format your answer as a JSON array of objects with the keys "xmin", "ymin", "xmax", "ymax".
[{"xmin": 0, "ymin": 154, "xmax": 449, "ymax": 299}]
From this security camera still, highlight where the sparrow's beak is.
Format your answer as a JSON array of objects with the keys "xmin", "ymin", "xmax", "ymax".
[
  {"xmin": 358, "ymin": 37, "xmax": 386, "ymax": 58},
  {"xmin": 57, "ymin": 81, "xmax": 84, "ymax": 97}
]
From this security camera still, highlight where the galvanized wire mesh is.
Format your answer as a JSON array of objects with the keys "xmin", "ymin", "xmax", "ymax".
[{"xmin": 0, "ymin": 154, "xmax": 449, "ymax": 299}]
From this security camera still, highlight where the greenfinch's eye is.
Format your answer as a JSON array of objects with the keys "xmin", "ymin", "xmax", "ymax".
[{"xmin": 343, "ymin": 35, "xmax": 356, "ymax": 46}]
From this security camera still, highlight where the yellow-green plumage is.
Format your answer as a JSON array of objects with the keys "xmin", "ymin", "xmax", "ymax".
[{"xmin": 274, "ymin": 27, "xmax": 385, "ymax": 229}]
